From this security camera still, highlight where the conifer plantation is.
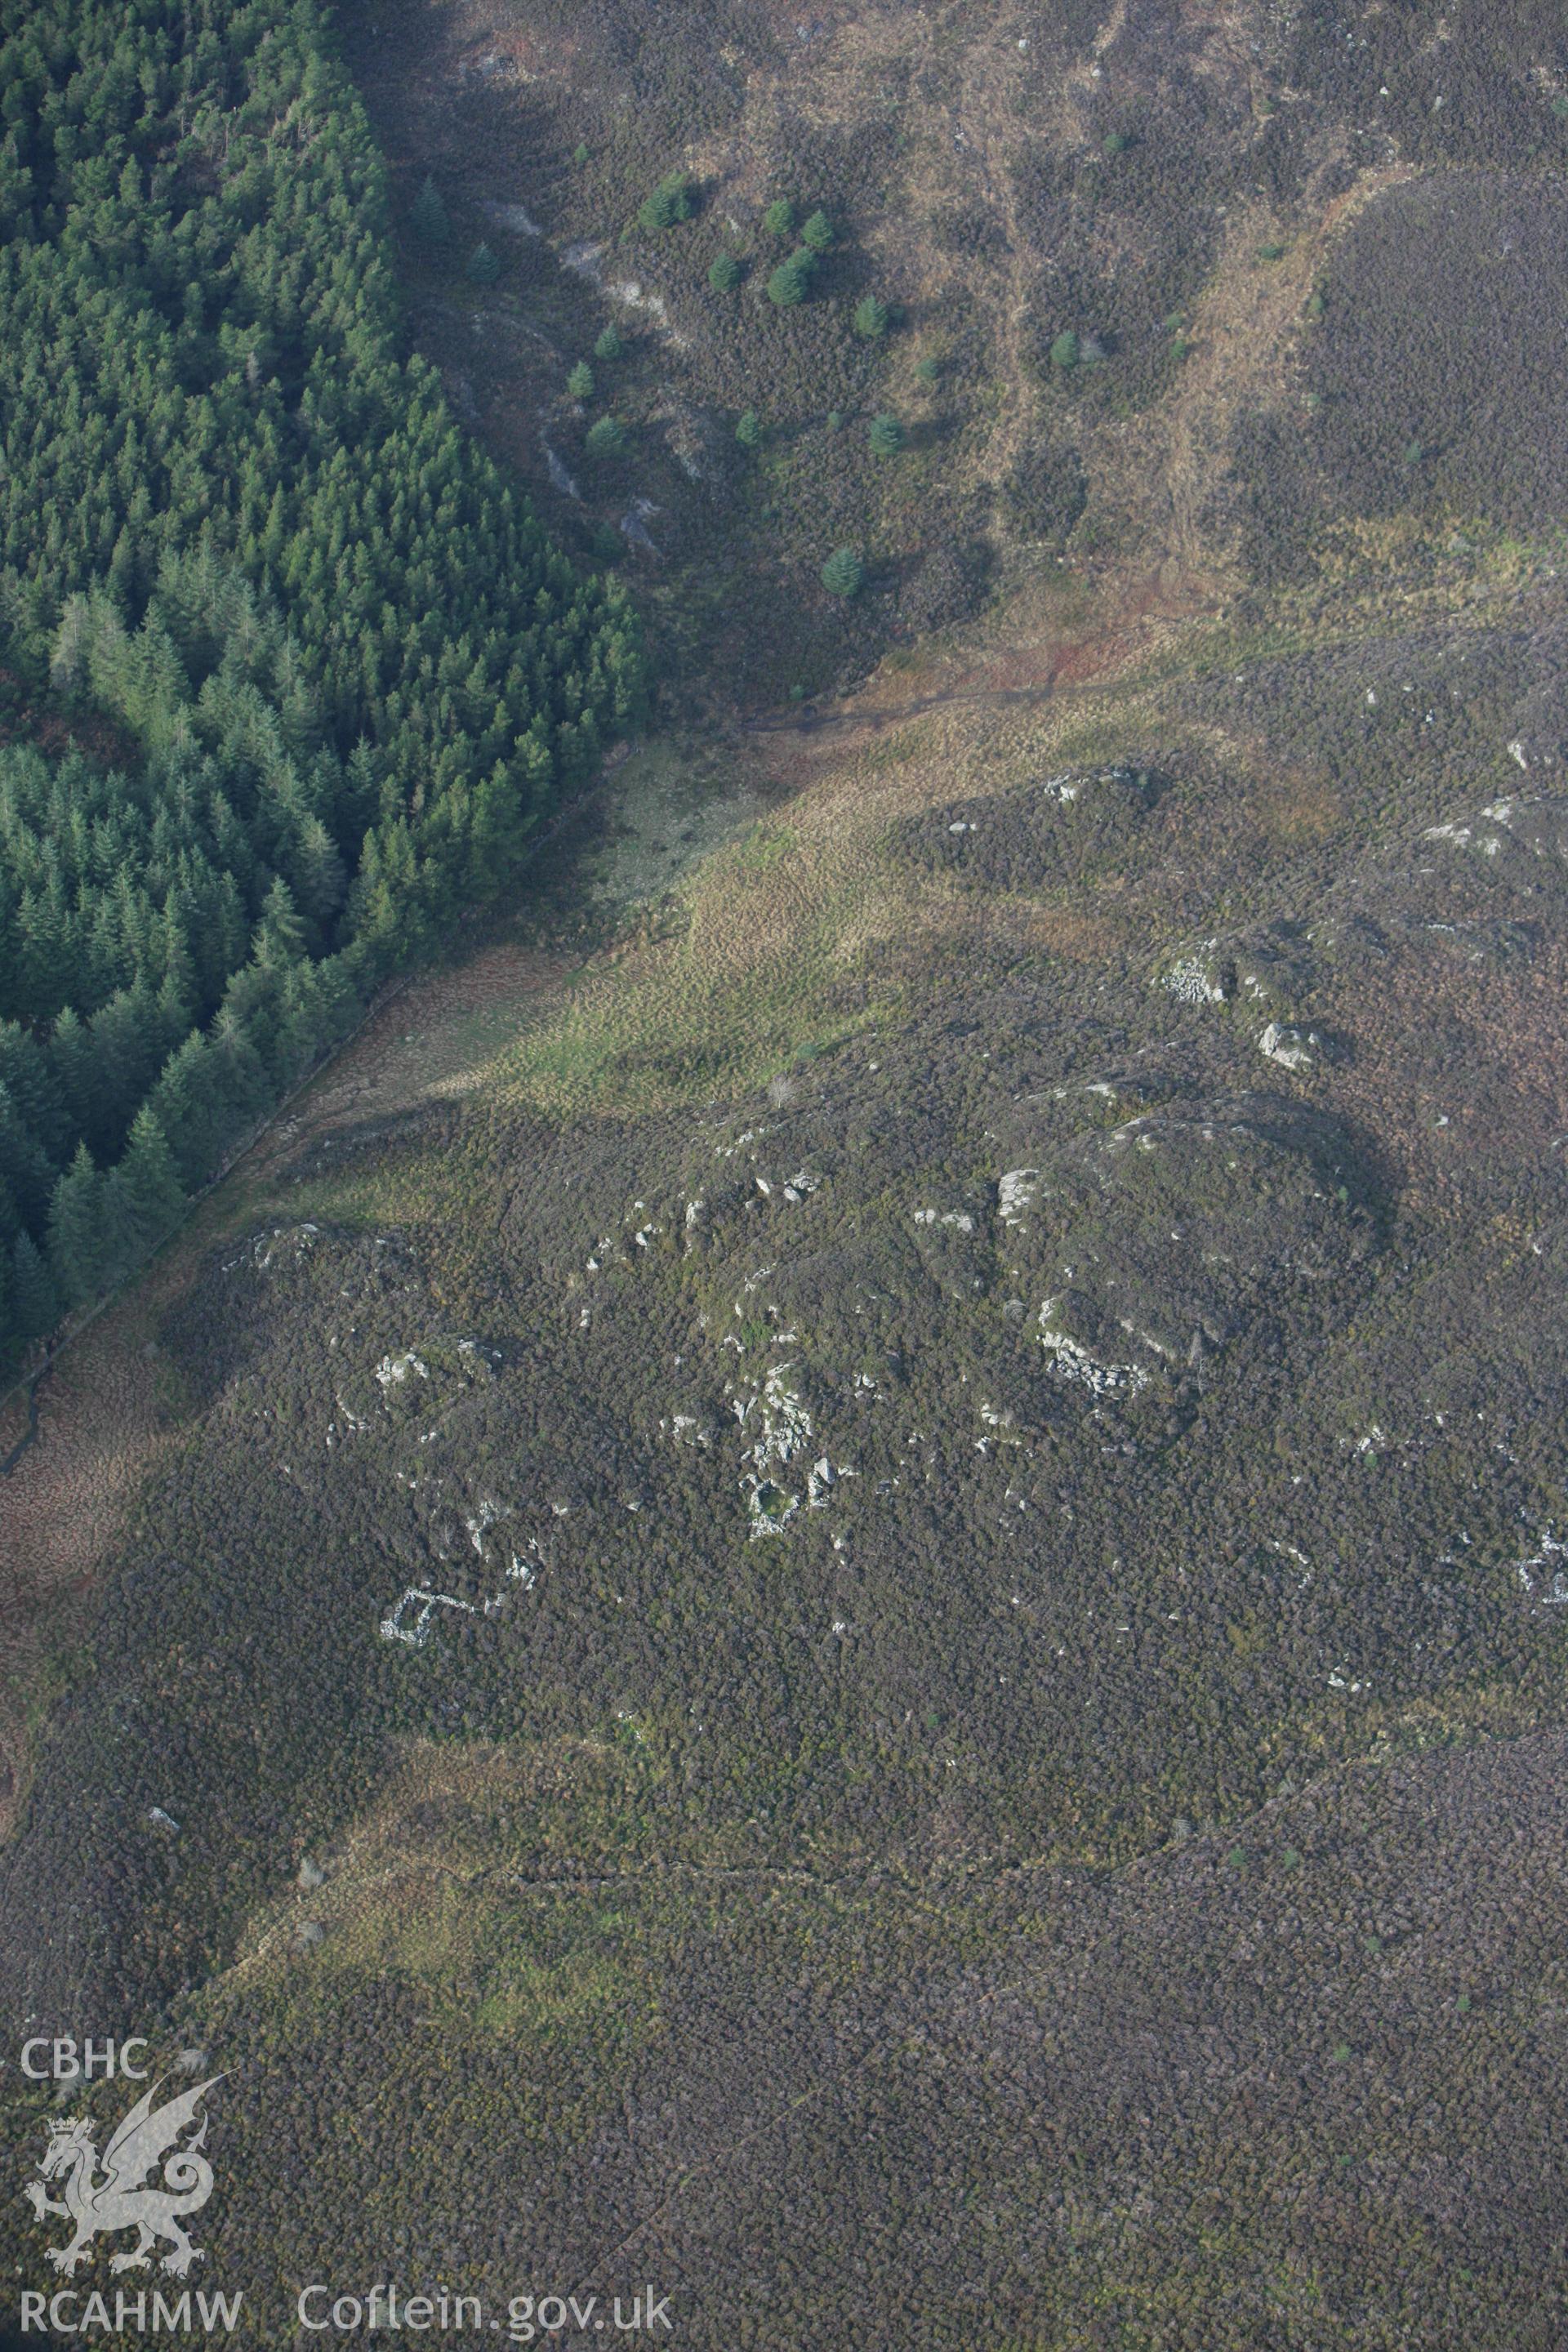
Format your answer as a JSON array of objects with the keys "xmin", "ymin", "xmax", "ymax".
[{"xmin": 0, "ymin": 0, "xmax": 644, "ymax": 1361}]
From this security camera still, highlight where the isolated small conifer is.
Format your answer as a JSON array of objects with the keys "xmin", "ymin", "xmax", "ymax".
[
  {"xmin": 639, "ymin": 176, "xmax": 693, "ymax": 233},
  {"xmin": 821, "ymin": 546, "xmax": 864, "ymax": 598},
  {"xmin": 410, "ymin": 176, "xmax": 450, "ymax": 245},
  {"xmin": 768, "ymin": 250, "xmax": 815, "ymax": 309}
]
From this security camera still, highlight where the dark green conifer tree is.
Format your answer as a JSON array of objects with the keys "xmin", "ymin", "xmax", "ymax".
[
  {"xmin": 11, "ymin": 1230, "xmax": 58, "ymax": 1344},
  {"xmin": 821, "ymin": 546, "xmax": 865, "ymax": 597},
  {"xmin": 411, "ymin": 176, "xmax": 451, "ymax": 245},
  {"xmin": 253, "ymin": 877, "xmax": 308, "ymax": 969},
  {"xmin": 118, "ymin": 1105, "xmax": 186, "ymax": 1250},
  {"xmin": 47, "ymin": 1144, "xmax": 105, "ymax": 1310},
  {"xmin": 50, "ymin": 1008, "xmax": 98, "ymax": 1140},
  {"xmin": 767, "ymin": 251, "xmax": 816, "ymax": 309}
]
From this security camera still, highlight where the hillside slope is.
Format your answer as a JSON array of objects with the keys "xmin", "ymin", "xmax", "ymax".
[
  {"xmin": 4, "ymin": 0, "xmax": 1568, "ymax": 2345},
  {"xmin": 6, "ymin": 556, "xmax": 1568, "ymax": 2341}
]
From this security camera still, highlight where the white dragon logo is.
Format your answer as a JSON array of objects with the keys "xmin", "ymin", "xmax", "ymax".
[{"xmin": 24, "ymin": 2075, "xmax": 222, "ymax": 2277}]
